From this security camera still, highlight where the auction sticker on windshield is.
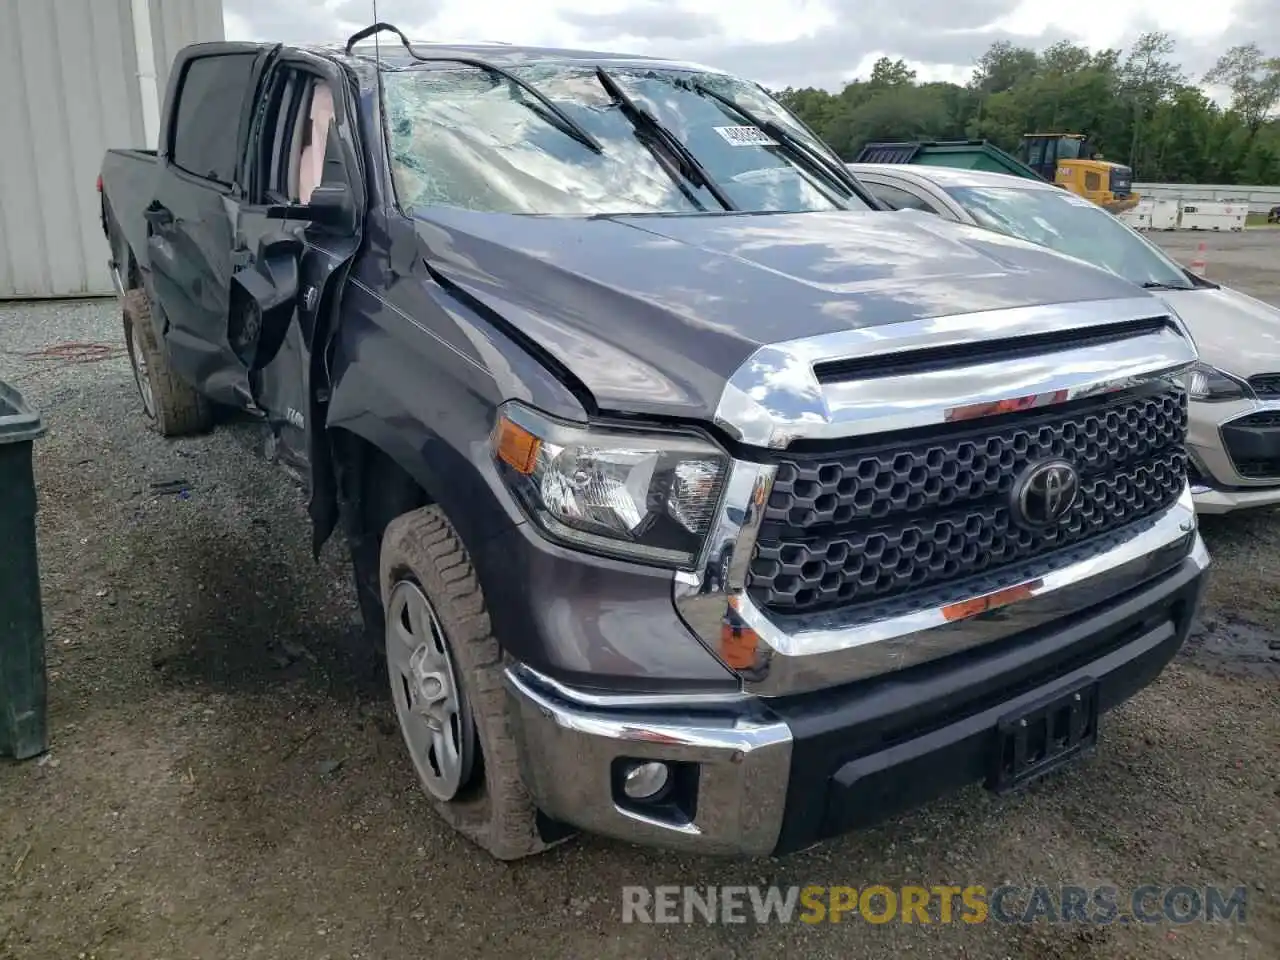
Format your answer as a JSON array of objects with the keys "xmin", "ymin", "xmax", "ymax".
[{"xmin": 714, "ymin": 125, "xmax": 778, "ymax": 147}]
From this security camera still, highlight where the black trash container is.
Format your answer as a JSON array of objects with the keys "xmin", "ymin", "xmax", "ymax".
[{"xmin": 0, "ymin": 380, "xmax": 48, "ymax": 760}]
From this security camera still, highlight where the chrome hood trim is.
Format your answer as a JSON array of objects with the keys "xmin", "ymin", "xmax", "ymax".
[
  {"xmin": 675, "ymin": 295, "xmax": 1203, "ymax": 696},
  {"xmin": 714, "ymin": 295, "xmax": 1198, "ymax": 448}
]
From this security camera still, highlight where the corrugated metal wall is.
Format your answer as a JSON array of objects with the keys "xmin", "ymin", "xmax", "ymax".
[
  {"xmin": 150, "ymin": 0, "xmax": 226, "ymax": 94},
  {"xmin": 0, "ymin": 0, "xmax": 223, "ymax": 299}
]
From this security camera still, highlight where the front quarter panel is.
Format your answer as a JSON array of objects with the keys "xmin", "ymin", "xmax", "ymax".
[
  {"xmin": 327, "ymin": 217, "xmax": 588, "ymax": 547},
  {"xmin": 326, "ymin": 215, "xmax": 739, "ymax": 691}
]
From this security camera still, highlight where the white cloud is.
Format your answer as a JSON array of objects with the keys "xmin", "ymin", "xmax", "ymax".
[
  {"xmin": 996, "ymin": 0, "xmax": 1242, "ymax": 50},
  {"xmin": 222, "ymin": 0, "xmax": 1261, "ymax": 90}
]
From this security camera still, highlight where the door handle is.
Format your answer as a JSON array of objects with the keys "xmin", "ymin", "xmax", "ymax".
[{"xmin": 144, "ymin": 203, "xmax": 174, "ymax": 227}]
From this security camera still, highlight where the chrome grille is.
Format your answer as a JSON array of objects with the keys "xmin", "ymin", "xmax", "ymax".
[{"xmin": 748, "ymin": 386, "xmax": 1188, "ymax": 613}]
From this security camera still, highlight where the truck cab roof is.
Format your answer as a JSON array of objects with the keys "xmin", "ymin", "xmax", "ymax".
[
  {"xmin": 247, "ymin": 38, "xmax": 732, "ymax": 86},
  {"xmin": 339, "ymin": 42, "xmax": 723, "ymax": 74}
]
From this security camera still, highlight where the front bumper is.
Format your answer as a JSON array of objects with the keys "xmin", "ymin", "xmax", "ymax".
[
  {"xmin": 505, "ymin": 538, "xmax": 1208, "ymax": 856},
  {"xmin": 1188, "ymin": 398, "xmax": 1280, "ymax": 512},
  {"xmin": 1191, "ymin": 484, "xmax": 1280, "ymax": 514}
]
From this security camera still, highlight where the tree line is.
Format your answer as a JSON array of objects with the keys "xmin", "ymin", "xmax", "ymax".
[{"xmin": 775, "ymin": 36, "xmax": 1280, "ymax": 185}]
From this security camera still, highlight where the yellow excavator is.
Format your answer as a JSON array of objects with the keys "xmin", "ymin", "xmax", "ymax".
[{"xmin": 1018, "ymin": 134, "xmax": 1141, "ymax": 214}]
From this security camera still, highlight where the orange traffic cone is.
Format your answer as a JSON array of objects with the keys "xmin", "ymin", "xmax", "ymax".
[{"xmin": 1188, "ymin": 242, "xmax": 1208, "ymax": 276}]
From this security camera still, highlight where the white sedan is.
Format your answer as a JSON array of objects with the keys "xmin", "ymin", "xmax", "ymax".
[{"xmin": 850, "ymin": 162, "xmax": 1280, "ymax": 515}]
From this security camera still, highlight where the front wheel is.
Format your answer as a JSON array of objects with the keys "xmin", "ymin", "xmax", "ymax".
[
  {"xmin": 121, "ymin": 289, "xmax": 212, "ymax": 437},
  {"xmin": 378, "ymin": 505, "xmax": 562, "ymax": 860}
]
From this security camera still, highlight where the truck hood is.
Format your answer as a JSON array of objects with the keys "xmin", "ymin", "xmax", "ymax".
[
  {"xmin": 1159, "ymin": 286, "xmax": 1280, "ymax": 379},
  {"xmin": 414, "ymin": 207, "xmax": 1150, "ymax": 421}
]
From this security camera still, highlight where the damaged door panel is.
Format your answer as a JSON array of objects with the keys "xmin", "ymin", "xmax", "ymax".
[
  {"xmin": 234, "ymin": 56, "xmax": 365, "ymax": 480},
  {"xmin": 229, "ymin": 231, "xmax": 302, "ymax": 372},
  {"xmin": 145, "ymin": 44, "xmax": 271, "ymax": 410}
]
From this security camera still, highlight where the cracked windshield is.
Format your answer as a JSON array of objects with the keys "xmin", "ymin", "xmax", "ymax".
[{"xmin": 383, "ymin": 63, "xmax": 870, "ymax": 216}]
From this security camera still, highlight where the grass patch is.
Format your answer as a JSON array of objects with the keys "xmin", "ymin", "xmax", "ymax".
[{"xmin": 1245, "ymin": 211, "xmax": 1278, "ymax": 227}]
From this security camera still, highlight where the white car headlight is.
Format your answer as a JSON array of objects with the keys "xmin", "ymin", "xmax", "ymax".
[
  {"xmin": 1187, "ymin": 361, "xmax": 1251, "ymax": 403},
  {"xmin": 491, "ymin": 402, "xmax": 729, "ymax": 568}
]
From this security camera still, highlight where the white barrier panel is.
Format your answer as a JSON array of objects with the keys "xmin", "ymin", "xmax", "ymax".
[
  {"xmin": 1118, "ymin": 201, "xmax": 1152, "ymax": 230},
  {"xmin": 1150, "ymin": 199, "xmax": 1180, "ymax": 231},
  {"xmin": 1178, "ymin": 202, "xmax": 1247, "ymax": 232},
  {"xmin": 1133, "ymin": 182, "xmax": 1280, "ymax": 215}
]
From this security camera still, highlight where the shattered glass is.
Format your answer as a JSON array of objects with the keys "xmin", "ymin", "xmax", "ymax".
[{"xmin": 382, "ymin": 63, "xmax": 866, "ymax": 216}]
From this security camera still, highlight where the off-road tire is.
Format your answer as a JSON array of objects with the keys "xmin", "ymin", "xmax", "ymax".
[
  {"xmin": 379, "ymin": 505, "xmax": 561, "ymax": 860},
  {"xmin": 122, "ymin": 288, "xmax": 212, "ymax": 437}
]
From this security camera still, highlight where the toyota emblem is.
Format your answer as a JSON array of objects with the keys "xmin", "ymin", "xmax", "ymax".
[{"xmin": 1011, "ymin": 459, "xmax": 1080, "ymax": 528}]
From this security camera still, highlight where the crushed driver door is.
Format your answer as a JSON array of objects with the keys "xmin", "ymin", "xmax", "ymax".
[{"xmin": 229, "ymin": 55, "xmax": 365, "ymax": 483}]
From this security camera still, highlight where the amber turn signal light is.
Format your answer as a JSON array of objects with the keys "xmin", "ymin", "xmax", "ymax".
[
  {"xmin": 494, "ymin": 415, "xmax": 541, "ymax": 475},
  {"xmin": 942, "ymin": 580, "xmax": 1041, "ymax": 622}
]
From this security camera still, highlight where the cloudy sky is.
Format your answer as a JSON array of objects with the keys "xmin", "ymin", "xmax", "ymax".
[{"xmin": 222, "ymin": 0, "xmax": 1272, "ymax": 92}]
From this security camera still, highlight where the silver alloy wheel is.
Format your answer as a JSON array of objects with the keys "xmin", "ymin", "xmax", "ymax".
[
  {"xmin": 129, "ymin": 319, "xmax": 156, "ymax": 417},
  {"xmin": 386, "ymin": 579, "xmax": 475, "ymax": 801}
]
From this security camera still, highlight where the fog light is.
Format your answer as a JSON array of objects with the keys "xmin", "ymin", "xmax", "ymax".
[{"xmin": 622, "ymin": 761, "xmax": 670, "ymax": 800}]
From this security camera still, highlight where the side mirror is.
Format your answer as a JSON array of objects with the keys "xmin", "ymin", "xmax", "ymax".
[{"xmin": 265, "ymin": 182, "xmax": 355, "ymax": 230}]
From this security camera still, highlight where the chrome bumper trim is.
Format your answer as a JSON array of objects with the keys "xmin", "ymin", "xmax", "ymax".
[
  {"xmin": 676, "ymin": 483, "xmax": 1204, "ymax": 697},
  {"xmin": 713, "ymin": 297, "xmax": 1196, "ymax": 448},
  {"xmin": 503, "ymin": 664, "xmax": 791, "ymax": 856},
  {"xmin": 109, "ymin": 262, "xmax": 126, "ymax": 298},
  {"xmin": 1192, "ymin": 484, "xmax": 1280, "ymax": 514},
  {"xmin": 521, "ymin": 669, "xmax": 752, "ymax": 709}
]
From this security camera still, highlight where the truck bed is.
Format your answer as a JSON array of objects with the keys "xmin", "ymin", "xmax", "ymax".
[{"xmin": 100, "ymin": 148, "xmax": 160, "ymax": 282}]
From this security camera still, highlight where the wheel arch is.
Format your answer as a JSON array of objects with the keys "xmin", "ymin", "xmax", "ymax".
[
  {"xmin": 324, "ymin": 427, "xmax": 434, "ymax": 635},
  {"xmin": 320, "ymin": 418, "xmax": 523, "ymax": 641},
  {"xmin": 331, "ymin": 426, "xmax": 436, "ymax": 537}
]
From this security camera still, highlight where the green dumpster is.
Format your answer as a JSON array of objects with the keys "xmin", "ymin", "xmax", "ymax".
[
  {"xmin": 0, "ymin": 380, "xmax": 48, "ymax": 760},
  {"xmin": 854, "ymin": 140, "xmax": 1050, "ymax": 181}
]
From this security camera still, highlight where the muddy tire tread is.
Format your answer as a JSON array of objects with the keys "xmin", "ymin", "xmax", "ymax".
[
  {"xmin": 379, "ymin": 505, "xmax": 559, "ymax": 861},
  {"xmin": 122, "ymin": 288, "xmax": 212, "ymax": 437}
]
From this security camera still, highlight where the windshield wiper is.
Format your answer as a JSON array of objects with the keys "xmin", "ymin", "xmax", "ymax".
[
  {"xmin": 684, "ymin": 82, "xmax": 874, "ymax": 206},
  {"xmin": 513, "ymin": 98, "xmax": 603, "ymax": 154},
  {"xmin": 417, "ymin": 58, "xmax": 603, "ymax": 154},
  {"xmin": 348, "ymin": 24, "xmax": 604, "ymax": 155},
  {"xmin": 1141, "ymin": 281, "xmax": 1193, "ymax": 291},
  {"xmin": 595, "ymin": 67, "xmax": 736, "ymax": 212}
]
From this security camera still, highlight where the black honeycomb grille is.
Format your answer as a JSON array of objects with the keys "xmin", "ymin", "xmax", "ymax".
[
  {"xmin": 1248, "ymin": 373, "xmax": 1280, "ymax": 399},
  {"xmin": 1222, "ymin": 409, "xmax": 1280, "ymax": 478},
  {"xmin": 748, "ymin": 387, "xmax": 1188, "ymax": 614},
  {"xmin": 1230, "ymin": 410, "xmax": 1280, "ymax": 429}
]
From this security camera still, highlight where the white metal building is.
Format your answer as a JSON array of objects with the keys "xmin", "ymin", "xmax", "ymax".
[{"xmin": 0, "ymin": 0, "xmax": 224, "ymax": 299}]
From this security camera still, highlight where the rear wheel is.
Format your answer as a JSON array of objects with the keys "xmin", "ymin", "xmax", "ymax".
[
  {"xmin": 121, "ymin": 289, "xmax": 212, "ymax": 437},
  {"xmin": 379, "ymin": 505, "xmax": 560, "ymax": 860}
]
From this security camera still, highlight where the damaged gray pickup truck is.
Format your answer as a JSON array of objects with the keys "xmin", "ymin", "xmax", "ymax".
[{"xmin": 99, "ymin": 24, "xmax": 1209, "ymax": 859}]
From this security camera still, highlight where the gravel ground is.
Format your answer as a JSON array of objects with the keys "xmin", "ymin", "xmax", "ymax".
[{"xmin": 0, "ymin": 235, "xmax": 1277, "ymax": 959}]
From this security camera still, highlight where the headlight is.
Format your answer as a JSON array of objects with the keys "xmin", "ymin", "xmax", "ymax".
[
  {"xmin": 1186, "ymin": 362, "xmax": 1251, "ymax": 402},
  {"xmin": 491, "ymin": 402, "xmax": 729, "ymax": 568}
]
